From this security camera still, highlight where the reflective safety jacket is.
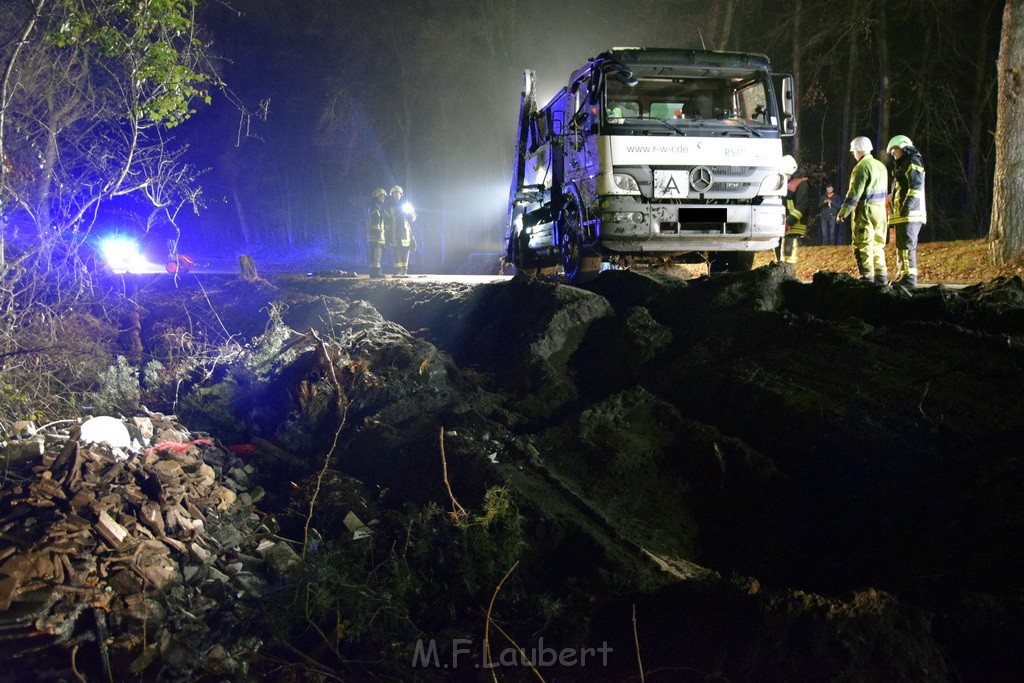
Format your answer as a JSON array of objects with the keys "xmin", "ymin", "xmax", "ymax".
[
  {"xmin": 889, "ymin": 146, "xmax": 927, "ymax": 225},
  {"xmin": 368, "ymin": 202, "xmax": 387, "ymax": 244},
  {"xmin": 785, "ymin": 175, "xmax": 812, "ymax": 236},
  {"xmin": 838, "ymin": 154, "xmax": 888, "ymax": 221},
  {"xmin": 386, "ymin": 199, "xmax": 417, "ymax": 247}
]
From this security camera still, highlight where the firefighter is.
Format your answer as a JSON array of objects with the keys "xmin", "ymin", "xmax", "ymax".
[
  {"xmin": 386, "ymin": 185, "xmax": 416, "ymax": 278},
  {"xmin": 837, "ymin": 136, "xmax": 889, "ymax": 284},
  {"xmin": 367, "ymin": 187, "xmax": 387, "ymax": 278},
  {"xmin": 886, "ymin": 134, "xmax": 926, "ymax": 291},
  {"xmin": 778, "ymin": 155, "xmax": 811, "ymax": 266}
]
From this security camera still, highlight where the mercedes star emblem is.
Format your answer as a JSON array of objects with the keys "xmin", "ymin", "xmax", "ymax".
[{"xmin": 690, "ymin": 166, "xmax": 714, "ymax": 193}]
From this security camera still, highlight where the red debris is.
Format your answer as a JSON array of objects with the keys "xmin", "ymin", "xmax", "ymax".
[
  {"xmin": 226, "ymin": 443, "xmax": 256, "ymax": 463},
  {"xmin": 144, "ymin": 438, "xmax": 213, "ymax": 455}
]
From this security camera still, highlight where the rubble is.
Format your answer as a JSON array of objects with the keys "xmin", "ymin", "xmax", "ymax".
[
  {"xmin": 3, "ymin": 265, "xmax": 1023, "ymax": 679},
  {"xmin": 0, "ymin": 412, "xmax": 281, "ymax": 679}
]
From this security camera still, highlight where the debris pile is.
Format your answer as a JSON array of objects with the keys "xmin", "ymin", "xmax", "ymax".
[
  {"xmin": 0, "ymin": 413, "xmax": 291, "ymax": 680},
  {"xmin": 2, "ymin": 266, "xmax": 1023, "ymax": 679}
]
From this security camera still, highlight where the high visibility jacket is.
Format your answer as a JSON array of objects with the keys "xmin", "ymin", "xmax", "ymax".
[
  {"xmin": 368, "ymin": 203, "xmax": 387, "ymax": 244},
  {"xmin": 785, "ymin": 175, "xmax": 812, "ymax": 236},
  {"xmin": 889, "ymin": 147, "xmax": 927, "ymax": 225},
  {"xmin": 386, "ymin": 199, "xmax": 417, "ymax": 247},
  {"xmin": 838, "ymin": 154, "xmax": 888, "ymax": 221}
]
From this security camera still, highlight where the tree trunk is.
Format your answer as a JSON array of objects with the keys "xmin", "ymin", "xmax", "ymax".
[
  {"xmin": 34, "ymin": 118, "xmax": 57, "ymax": 240},
  {"xmin": 969, "ymin": 0, "xmax": 1001, "ymax": 234},
  {"xmin": 990, "ymin": 0, "xmax": 1024, "ymax": 264},
  {"xmin": 839, "ymin": 3, "xmax": 862, "ymax": 195},
  {"xmin": 874, "ymin": 0, "xmax": 891, "ymax": 159},
  {"xmin": 0, "ymin": 0, "xmax": 47, "ymax": 186},
  {"xmin": 238, "ymin": 254, "xmax": 259, "ymax": 281}
]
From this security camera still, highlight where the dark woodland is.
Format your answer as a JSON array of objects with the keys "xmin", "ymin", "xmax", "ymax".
[{"xmin": 188, "ymin": 0, "xmax": 1005, "ymax": 268}]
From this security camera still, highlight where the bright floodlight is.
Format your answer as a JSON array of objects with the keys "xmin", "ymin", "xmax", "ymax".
[
  {"xmin": 402, "ymin": 201, "xmax": 414, "ymax": 215},
  {"xmin": 100, "ymin": 236, "xmax": 144, "ymax": 274}
]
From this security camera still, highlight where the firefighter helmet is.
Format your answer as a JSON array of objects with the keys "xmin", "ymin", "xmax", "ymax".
[
  {"xmin": 886, "ymin": 134, "xmax": 913, "ymax": 151},
  {"xmin": 780, "ymin": 155, "xmax": 798, "ymax": 175},
  {"xmin": 389, "ymin": 185, "xmax": 403, "ymax": 195},
  {"xmin": 849, "ymin": 136, "xmax": 873, "ymax": 153},
  {"xmin": 372, "ymin": 187, "xmax": 387, "ymax": 200}
]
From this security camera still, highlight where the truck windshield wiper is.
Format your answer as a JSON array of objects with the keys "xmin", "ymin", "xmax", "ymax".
[
  {"xmin": 649, "ymin": 117, "xmax": 691, "ymax": 134},
  {"xmin": 722, "ymin": 118, "xmax": 763, "ymax": 138}
]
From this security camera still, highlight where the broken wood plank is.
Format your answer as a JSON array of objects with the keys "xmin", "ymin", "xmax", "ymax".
[{"xmin": 95, "ymin": 511, "xmax": 131, "ymax": 551}]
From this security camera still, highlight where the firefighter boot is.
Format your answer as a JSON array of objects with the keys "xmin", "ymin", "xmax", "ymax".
[
  {"xmin": 891, "ymin": 248, "xmax": 916, "ymax": 291},
  {"xmin": 369, "ymin": 266, "xmax": 383, "ymax": 279},
  {"xmin": 892, "ymin": 272, "xmax": 917, "ymax": 293}
]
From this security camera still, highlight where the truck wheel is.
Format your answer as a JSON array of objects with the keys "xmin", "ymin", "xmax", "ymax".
[
  {"xmin": 709, "ymin": 251, "xmax": 756, "ymax": 273},
  {"xmin": 728, "ymin": 251, "xmax": 756, "ymax": 272},
  {"xmin": 559, "ymin": 202, "xmax": 601, "ymax": 283}
]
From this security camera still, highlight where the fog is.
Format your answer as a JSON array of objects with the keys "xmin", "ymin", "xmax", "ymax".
[
  {"xmin": 176, "ymin": 0, "xmax": 999, "ymax": 270},
  {"xmin": 180, "ymin": 0, "xmax": 734, "ymax": 269}
]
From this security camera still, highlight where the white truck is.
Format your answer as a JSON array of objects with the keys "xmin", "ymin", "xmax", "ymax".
[{"xmin": 506, "ymin": 47, "xmax": 796, "ymax": 282}]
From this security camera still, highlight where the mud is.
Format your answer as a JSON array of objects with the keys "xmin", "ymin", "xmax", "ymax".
[{"xmin": 125, "ymin": 265, "xmax": 1024, "ymax": 679}]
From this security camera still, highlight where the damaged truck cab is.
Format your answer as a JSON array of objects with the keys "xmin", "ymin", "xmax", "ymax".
[{"xmin": 506, "ymin": 47, "xmax": 796, "ymax": 282}]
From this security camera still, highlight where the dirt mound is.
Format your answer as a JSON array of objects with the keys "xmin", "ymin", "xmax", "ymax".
[
  {"xmin": 6, "ymin": 264, "xmax": 1023, "ymax": 679},
  {"xmin": 229, "ymin": 265, "xmax": 1024, "ymax": 678}
]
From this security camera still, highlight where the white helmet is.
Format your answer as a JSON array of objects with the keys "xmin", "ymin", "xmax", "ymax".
[
  {"xmin": 389, "ymin": 185, "xmax": 403, "ymax": 196},
  {"xmin": 780, "ymin": 155, "xmax": 798, "ymax": 175},
  {"xmin": 849, "ymin": 136, "xmax": 873, "ymax": 153}
]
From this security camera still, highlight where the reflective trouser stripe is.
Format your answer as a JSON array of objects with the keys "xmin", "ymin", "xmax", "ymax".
[
  {"xmin": 897, "ymin": 249, "xmax": 910, "ymax": 278},
  {"xmin": 782, "ymin": 234, "xmax": 799, "ymax": 264},
  {"xmin": 894, "ymin": 222, "xmax": 922, "ymax": 277}
]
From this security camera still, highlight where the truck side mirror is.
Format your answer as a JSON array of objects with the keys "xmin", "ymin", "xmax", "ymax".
[{"xmin": 777, "ymin": 74, "xmax": 797, "ymax": 137}]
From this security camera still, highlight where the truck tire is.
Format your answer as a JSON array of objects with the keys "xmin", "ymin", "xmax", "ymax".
[
  {"xmin": 709, "ymin": 251, "xmax": 756, "ymax": 274},
  {"xmin": 559, "ymin": 201, "xmax": 602, "ymax": 283}
]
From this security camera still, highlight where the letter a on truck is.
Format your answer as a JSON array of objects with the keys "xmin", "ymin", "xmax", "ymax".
[{"xmin": 506, "ymin": 47, "xmax": 796, "ymax": 282}]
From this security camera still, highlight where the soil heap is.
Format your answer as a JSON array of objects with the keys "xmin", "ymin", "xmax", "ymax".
[{"xmin": 3, "ymin": 264, "xmax": 1024, "ymax": 680}]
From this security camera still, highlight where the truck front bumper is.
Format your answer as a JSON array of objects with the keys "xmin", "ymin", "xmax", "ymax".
[{"xmin": 599, "ymin": 196, "xmax": 784, "ymax": 253}]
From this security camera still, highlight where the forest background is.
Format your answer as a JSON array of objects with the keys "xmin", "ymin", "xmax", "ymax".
[
  {"xmin": 0, "ymin": 0, "xmax": 1006, "ymax": 272},
  {"xmin": 125, "ymin": 0, "xmax": 1001, "ymax": 271}
]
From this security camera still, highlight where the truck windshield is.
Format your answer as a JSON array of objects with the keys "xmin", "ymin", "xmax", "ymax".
[{"xmin": 604, "ymin": 71, "xmax": 773, "ymax": 130}]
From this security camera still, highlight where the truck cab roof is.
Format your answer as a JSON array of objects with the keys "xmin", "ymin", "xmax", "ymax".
[{"xmin": 601, "ymin": 47, "xmax": 772, "ymax": 72}]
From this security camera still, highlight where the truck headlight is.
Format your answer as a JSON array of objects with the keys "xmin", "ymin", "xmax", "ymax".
[
  {"xmin": 757, "ymin": 173, "xmax": 787, "ymax": 196},
  {"xmin": 612, "ymin": 173, "xmax": 641, "ymax": 194},
  {"xmin": 607, "ymin": 211, "xmax": 645, "ymax": 223}
]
